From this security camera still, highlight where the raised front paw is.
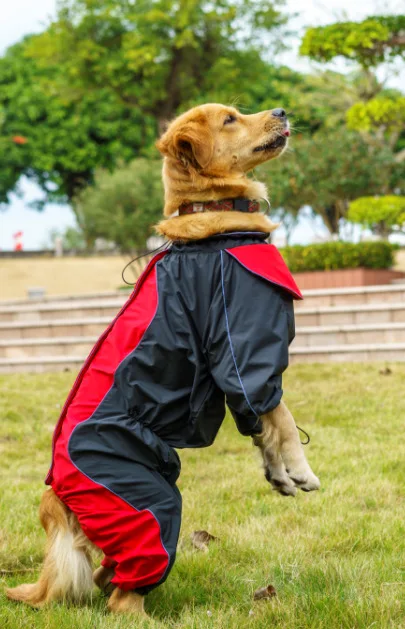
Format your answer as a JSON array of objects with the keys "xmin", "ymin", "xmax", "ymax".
[
  {"xmin": 264, "ymin": 467, "xmax": 297, "ymax": 497},
  {"xmin": 286, "ymin": 467, "xmax": 321, "ymax": 492}
]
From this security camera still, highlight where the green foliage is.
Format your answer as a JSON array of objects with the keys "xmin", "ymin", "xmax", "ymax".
[
  {"xmin": 257, "ymin": 127, "xmax": 404, "ymax": 233},
  {"xmin": 74, "ymin": 158, "xmax": 163, "ymax": 250},
  {"xmin": 1, "ymin": 1, "xmax": 403, "ymax": 246},
  {"xmin": 346, "ymin": 95, "xmax": 405, "ymax": 132},
  {"xmin": 0, "ymin": 39, "xmax": 155, "ymax": 205},
  {"xmin": 27, "ymin": 0, "xmax": 288, "ymax": 126},
  {"xmin": 300, "ymin": 15, "xmax": 405, "ymax": 67},
  {"xmin": 348, "ymin": 195, "xmax": 405, "ymax": 236},
  {"xmin": 280, "ymin": 241, "xmax": 396, "ymax": 272}
]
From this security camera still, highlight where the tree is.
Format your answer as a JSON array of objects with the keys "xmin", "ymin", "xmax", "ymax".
[
  {"xmin": 300, "ymin": 15, "xmax": 405, "ymax": 68},
  {"xmin": 347, "ymin": 196, "xmax": 405, "ymax": 238},
  {"xmin": 257, "ymin": 128, "xmax": 404, "ymax": 235},
  {"xmin": 73, "ymin": 158, "xmax": 163, "ymax": 250},
  {"xmin": 346, "ymin": 94, "xmax": 405, "ymax": 158},
  {"xmin": 0, "ymin": 38, "xmax": 156, "ymax": 213},
  {"xmin": 0, "ymin": 0, "xmax": 364, "ymax": 222},
  {"xmin": 300, "ymin": 14, "xmax": 405, "ymax": 152},
  {"xmin": 27, "ymin": 0, "xmax": 289, "ymax": 132},
  {"xmin": 299, "ymin": 13, "xmax": 405, "ymax": 235}
]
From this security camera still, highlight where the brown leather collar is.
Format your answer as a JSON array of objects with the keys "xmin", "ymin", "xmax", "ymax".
[{"xmin": 178, "ymin": 198, "xmax": 260, "ymax": 216}]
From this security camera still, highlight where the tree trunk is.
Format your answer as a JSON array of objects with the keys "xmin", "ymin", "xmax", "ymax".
[
  {"xmin": 155, "ymin": 46, "xmax": 184, "ymax": 135},
  {"xmin": 375, "ymin": 221, "xmax": 391, "ymax": 240},
  {"xmin": 320, "ymin": 200, "xmax": 348, "ymax": 235},
  {"xmin": 63, "ymin": 173, "xmax": 95, "ymax": 250}
]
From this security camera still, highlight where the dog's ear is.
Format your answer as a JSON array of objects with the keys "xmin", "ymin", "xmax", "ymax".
[{"xmin": 156, "ymin": 115, "xmax": 214, "ymax": 169}]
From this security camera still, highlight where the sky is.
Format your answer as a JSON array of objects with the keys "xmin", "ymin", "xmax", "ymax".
[{"xmin": 0, "ymin": 0, "xmax": 404, "ymax": 250}]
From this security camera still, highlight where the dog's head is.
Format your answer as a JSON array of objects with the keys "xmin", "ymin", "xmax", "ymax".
[{"xmin": 156, "ymin": 103, "xmax": 290, "ymax": 174}]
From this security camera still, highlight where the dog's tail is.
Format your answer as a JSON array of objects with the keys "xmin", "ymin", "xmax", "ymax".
[{"xmin": 6, "ymin": 489, "xmax": 94, "ymax": 607}]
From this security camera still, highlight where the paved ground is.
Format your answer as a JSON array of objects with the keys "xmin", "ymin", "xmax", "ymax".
[
  {"xmin": 1, "ymin": 249, "xmax": 404, "ymax": 301},
  {"xmin": 0, "ymin": 255, "xmax": 133, "ymax": 300}
]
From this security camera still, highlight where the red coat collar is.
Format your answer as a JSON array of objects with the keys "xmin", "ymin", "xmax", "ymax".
[{"xmin": 225, "ymin": 243, "xmax": 303, "ymax": 300}]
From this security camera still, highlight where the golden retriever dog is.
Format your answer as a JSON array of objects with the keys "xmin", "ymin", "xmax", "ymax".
[
  {"xmin": 156, "ymin": 103, "xmax": 320, "ymax": 495},
  {"xmin": 6, "ymin": 103, "xmax": 319, "ymax": 617}
]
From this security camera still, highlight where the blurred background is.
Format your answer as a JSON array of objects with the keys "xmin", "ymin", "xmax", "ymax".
[
  {"xmin": 0, "ymin": 0, "xmax": 404, "ymax": 363},
  {"xmin": 0, "ymin": 1, "xmax": 404, "ymax": 259}
]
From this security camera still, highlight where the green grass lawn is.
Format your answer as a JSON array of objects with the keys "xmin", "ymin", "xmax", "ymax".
[{"xmin": 1, "ymin": 364, "xmax": 404, "ymax": 629}]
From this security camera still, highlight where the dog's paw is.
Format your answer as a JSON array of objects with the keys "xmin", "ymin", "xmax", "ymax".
[
  {"xmin": 287, "ymin": 468, "xmax": 320, "ymax": 492},
  {"xmin": 264, "ymin": 468, "xmax": 297, "ymax": 497}
]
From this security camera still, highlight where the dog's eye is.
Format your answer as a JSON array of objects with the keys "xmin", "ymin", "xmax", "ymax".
[{"xmin": 224, "ymin": 114, "xmax": 236, "ymax": 125}]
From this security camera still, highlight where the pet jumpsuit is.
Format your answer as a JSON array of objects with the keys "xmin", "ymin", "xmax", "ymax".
[{"xmin": 45, "ymin": 232, "xmax": 302, "ymax": 594}]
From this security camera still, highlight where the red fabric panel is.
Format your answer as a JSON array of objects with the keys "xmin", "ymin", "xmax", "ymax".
[
  {"xmin": 225, "ymin": 244, "xmax": 303, "ymax": 300},
  {"xmin": 101, "ymin": 556, "xmax": 117, "ymax": 569},
  {"xmin": 52, "ymin": 469, "xmax": 169, "ymax": 591},
  {"xmin": 46, "ymin": 250, "xmax": 168, "ymax": 485},
  {"xmin": 48, "ymin": 254, "xmax": 170, "ymax": 591}
]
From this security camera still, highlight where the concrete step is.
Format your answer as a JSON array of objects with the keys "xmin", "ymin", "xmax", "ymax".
[
  {"xmin": 295, "ymin": 302, "xmax": 405, "ymax": 327},
  {"xmin": 1, "ymin": 282, "xmax": 405, "ymax": 372},
  {"xmin": 0, "ymin": 317, "xmax": 111, "ymax": 340},
  {"xmin": 290, "ymin": 343, "xmax": 405, "ymax": 364},
  {"xmin": 0, "ymin": 289, "xmax": 131, "ymax": 307},
  {"xmin": 0, "ymin": 299, "xmax": 125, "ymax": 323},
  {"xmin": 295, "ymin": 284, "xmax": 405, "ymax": 309},
  {"xmin": 292, "ymin": 322, "xmax": 405, "ymax": 347},
  {"xmin": 1, "ymin": 342, "xmax": 404, "ymax": 373},
  {"xmin": 0, "ymin": 336, "xmax": 96, "ymax": 359},
  {"xmin": 2, "ymin": 321, "xmax": 404, "ymax": 355},
  {"xmin": 1, "ymin": 284, "xmax": 404, "ymax": 323},
  {"xmin": 0, "ymin": 356, "xmax": 84, "ymax": 374}
]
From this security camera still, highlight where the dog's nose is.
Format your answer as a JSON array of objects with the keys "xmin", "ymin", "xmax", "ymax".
[{"xmin": 272, "ymin": 108, "xmax": 286, "ymax": 118}]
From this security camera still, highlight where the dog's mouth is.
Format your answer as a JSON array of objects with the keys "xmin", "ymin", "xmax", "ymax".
[
  {"xmin": 253, "ymin": 135, "xmax": 288, "ymax": 152},
  {"xmin": 253, "ymin": 129, "xmax": 290, "ymax": 153}
]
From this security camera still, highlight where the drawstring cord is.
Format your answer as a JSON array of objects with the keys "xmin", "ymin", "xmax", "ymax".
[
  {"xmin": 296, "ymin": 425, "xmax": 310, "ymax": 445},
  {"xmin": 121, "ymin": 242, "xmax": 170, "ymax": 286}
]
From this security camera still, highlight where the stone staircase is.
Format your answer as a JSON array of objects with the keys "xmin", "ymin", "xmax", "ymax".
[{"xmin": 0, "ymin": 284, "xmax": 404, "ymax": 373}]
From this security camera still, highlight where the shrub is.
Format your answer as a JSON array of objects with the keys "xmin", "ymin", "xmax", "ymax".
[
  {"xmin": 279, "ymin": 241, "xmax": 397, "ymax": 273},
  {"xmin": 347, "ymin": 195, "xmax": 405, "ymax": 237},
  {"xmin": 73, "ymin": 159, "xmax": 163, "ymax": 251}
]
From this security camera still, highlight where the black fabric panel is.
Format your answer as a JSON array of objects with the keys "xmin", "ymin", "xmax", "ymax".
[
  {"xmin": 68, "ymin": 416, "xmax": 182, "ymax": 591},
  {"xmin": 65, "ymin": 232, "xmax": 296, "ymax": 592},
  {"xmin": 69, "ymin": 413, "xmax": 181, "ymax": 487},
  {"xmin": 74, "ymin": 233, "xmax": 294, "ymax": 449},
  {"xmin": 204, "ymin": 250, "xmax": 291, "ymax": 429},
  {"xmin": 109, "ymin": 254, "xmax": 227, "ymax": 448}
]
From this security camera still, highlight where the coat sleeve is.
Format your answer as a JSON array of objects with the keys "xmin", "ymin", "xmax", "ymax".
[{"xmin": 204, "ymin": 250, "xmax": 295, "ymax": 436}]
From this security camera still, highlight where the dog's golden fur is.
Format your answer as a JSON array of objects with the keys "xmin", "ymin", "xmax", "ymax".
[
  {"xmin": 6, "ymin": 489, "xmax": 143, "ymax": 614},
  {"xmin": 6, "ymin": 103, "xmax": 319, "ymax": 617},
  {"xmin": 155, "ymin": 103, "xmax": 284, "ymax": 240},
  {"xmin": 156, "ymin": 210, "xmax": 277, "ymax": 241},
  {"xmin": 6, "ymin": 489, "xmax": 94, "ymax": 607},
  {"xmin": 157, "ymin": 104, "xmax": 320, "ymax": 493}
]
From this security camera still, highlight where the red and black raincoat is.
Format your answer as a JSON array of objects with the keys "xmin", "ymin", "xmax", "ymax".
[{"xmin": 46, "ymin": 232, "xmax": 302, "ymax": 594}]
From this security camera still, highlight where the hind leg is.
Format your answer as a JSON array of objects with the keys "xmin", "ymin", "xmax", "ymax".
[
  {"xmin": 6, "ymin": 489, "xmax": 94, "ymax": 607},
  {"xmin": 107, "ymin": 588, "xmax": 146, "ymax": 616},
  {"xmin": 93, "ymin": 557, "xmax": 116, "ymax": 593}
]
